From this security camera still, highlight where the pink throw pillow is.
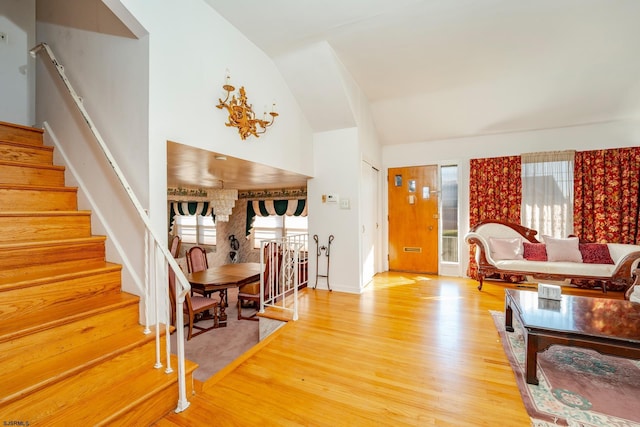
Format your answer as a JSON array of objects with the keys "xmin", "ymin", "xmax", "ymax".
[
  {"xmin": 579, "ymin": 243, "xmax": 614, "ymax": 264},
  {"xmin": 523, "ymin": 242, "xmax": 547, "ymax": 261},
  {"xmin": 542, "ymin": 235, "xmax": 583, "ymax": 262},
  {"xmin": 489, "ymin": 237, "xmax": 523, "ymax": 260}
]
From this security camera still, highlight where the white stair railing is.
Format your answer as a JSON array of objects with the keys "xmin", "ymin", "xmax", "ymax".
[
  {"xmin": 260, "ymin": 234, "xmax": 308, "ymax": 321},
  {"xmin": 30, "ymin": 42, "xmax": 192, "ymax": 412}
]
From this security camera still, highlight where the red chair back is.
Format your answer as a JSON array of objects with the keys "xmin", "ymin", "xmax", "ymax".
[{"xmin": 187, "ymin": 246, "xmax": 208, "ymax": 273}]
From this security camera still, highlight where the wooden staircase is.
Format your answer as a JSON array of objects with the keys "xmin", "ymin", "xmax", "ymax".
[{"xmin": 0, "ymin": 121, "xmax": 196, "ymax": 426}]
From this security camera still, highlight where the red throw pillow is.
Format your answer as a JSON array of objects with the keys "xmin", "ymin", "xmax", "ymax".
[
  {"xmin": 579, "ymin": 243, "xmax": 614, "ymax": 264},
  {"xmin": 523, "ymin": 242, "xmax": 547, "ymax": 261}
]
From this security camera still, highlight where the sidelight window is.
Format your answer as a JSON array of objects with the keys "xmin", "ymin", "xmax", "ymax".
[{"xmin": 440, "ymin": 165, "xmax": 458, "ymax": 263}]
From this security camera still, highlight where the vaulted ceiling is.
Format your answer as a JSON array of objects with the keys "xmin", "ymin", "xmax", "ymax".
[
  {"xmin": 205, "ymin": 0, "xmax": 640, "ymax": 145},
  {"xmin": 169, "ymin": 0, "xmax": 640, "ymax": 190}
]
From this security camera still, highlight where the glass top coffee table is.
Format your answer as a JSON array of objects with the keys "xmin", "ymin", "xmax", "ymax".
[{"xmin": 504, "ymin": 289, "xmax": 640, "ymax": 385}]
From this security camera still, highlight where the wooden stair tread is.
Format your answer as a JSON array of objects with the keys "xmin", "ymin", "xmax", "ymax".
[
  {"xmin": 0, "ymin": 122, "xmax": 44, "ymax": 146},
  {"xmin": 259, "ymin": 306, "xmax": 295, "ymax": 322},
  {"xmin": 0, "ymin": 210, "xmax": 91, "ymax": 218},
  {"xmin": 70, "ymin": 355, "xmax": 198, "ymax": 427},
  {"xmin": 0, "ymin": 325, "xmax": 163, "ymax": 405},
  {"xmin": 0, "ymin": 260, "xmax": 121, "ymax": 289},
  {"xmin": 0, "ymin": 121, "xmax": 44, "ymax": 134},
  {"xmin": 0, "ymin": 139, "xmax": 52, "ymax": 150},
  {"xmin": 0, "ymin": 183, "xmax": 77, "ymax": 192},
  {"xmin": 0, "ymin": 159, "xmax": 64, "ymax": 171},
  {"xmin": 0, "ymin": 235, "xmax": 106, "ymax": 250},
  {"xmin": 1, "ymin": 339, "xmax": 197, "ymax": 426},
  {"xmin": 0, "ymin": 292, "xmax": 139, "ymax": 342}
]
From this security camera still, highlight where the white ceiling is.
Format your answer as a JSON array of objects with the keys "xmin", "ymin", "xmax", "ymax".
[
  {"xmin": 169, "ymin": 0, "xmax": 640, "ymax": 190},
  {"xmin": 205, "ymin": 0, "xmax": 640, "ymax": 145}
]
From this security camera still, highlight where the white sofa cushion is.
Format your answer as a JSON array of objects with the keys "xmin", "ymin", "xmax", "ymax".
[
  {"xmin": 494, "ymin": 259, "xmax": 617, "ymax": 277},
  {"xmin": 489, "ymin": 237, "xmax": 523, "ymax": 260},
  {"xmin": 542, "ymin": 235, "xmax": 583, "ymax": 262}
]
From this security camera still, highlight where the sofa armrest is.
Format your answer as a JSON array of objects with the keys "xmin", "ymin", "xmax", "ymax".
[
  {"xmin": 465, "ymin": 232, "xmax": 497, "ymax": 266},
  {"xmin": 625, "ymin": 268, "xmax": 640, "ymax": 300},
  {"xmin": 607, "ymin": 243, "xmax": 640, "ymax": 265}
]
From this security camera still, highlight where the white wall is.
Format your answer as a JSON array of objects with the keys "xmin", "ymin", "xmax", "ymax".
[
  {"xmin": 118, "ymin": 0, "xmax": 314, "ymax": 255},
  {"xmin": 35, "ymin": 1, "xmax": 150, "ymax": 302},
  {"xmin": 0, "ymin": 0, "xmax": 35, "ymax": 125},
  {"xmin": 308, "ymin": 128, "xmax": 361, "ymax": 293},
  {"xmin": 292, "ymin": 43, "xmax": 384, "ymax": 292},
  {"xmin": 382, "ymin": 118, "xmax": 640, "ymax": 276}
]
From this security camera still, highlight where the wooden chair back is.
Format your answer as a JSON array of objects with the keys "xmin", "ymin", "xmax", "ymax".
[
  {"xmin": 186, "ymin": 246, "xmax": 208, "ymax": 273},
  {"xmin": 168, "ymin": 265, "xmax": 218, "ymax": 340},
  {"xmin": 169, "ymin": 235, "xmax": 182, "ymax": 258}
]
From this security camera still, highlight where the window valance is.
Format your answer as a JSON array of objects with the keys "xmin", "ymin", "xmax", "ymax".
[
  {"xmin": 245, "ymin": 199, "xmax": 307, "ymax": 237},
  {"xmin": 169, "ymin": 201, "xmax": 213, "ymax": 232}
]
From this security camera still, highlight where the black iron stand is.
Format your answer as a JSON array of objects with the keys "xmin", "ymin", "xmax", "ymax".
[{"xmin": 313, "ymin": 234, "xmax": 334, "ymax": 291}]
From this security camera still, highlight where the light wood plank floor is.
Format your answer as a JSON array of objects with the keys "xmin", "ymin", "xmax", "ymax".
[{"xmin": 156, "ymin": 273, "xmax": 623, "ymax": 426}]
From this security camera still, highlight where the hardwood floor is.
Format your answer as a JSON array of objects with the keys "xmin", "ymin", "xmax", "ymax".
[{"xmin": 157, "ymin": 273, "xmax": 624, "ymax": 426}]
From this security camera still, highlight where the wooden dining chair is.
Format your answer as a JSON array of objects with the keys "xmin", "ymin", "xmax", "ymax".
[
  {"xmin": 186, "ymin": 246, "xmax": 208, "ymax": 273},
  {"xmin": 186, "ymin": 246, "xmax": 228, "ymax": 307},
  {"xmin": 169, "ymin": 235, "xmax": 182, "ymax": 258},
  {"xmin": 168, "ymin": 267, "xmax": 218, "ymax": 340}
]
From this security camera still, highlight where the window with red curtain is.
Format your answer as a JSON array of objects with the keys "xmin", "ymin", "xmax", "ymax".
[
  {"xmin": 467, "ymin": 155, "xmax": 522, "ymax": 279},
  {"xmin": 574, "ymin": 147, "xmax": 640, "ymax": 244}
]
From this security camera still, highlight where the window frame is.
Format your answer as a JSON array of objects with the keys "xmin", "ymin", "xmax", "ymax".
[
  {"xmin": 173, "ymin": 213, "xmax": 217, "ymax": 246},
  {"xmin": 252, "ymin": 214, "xmax": 308, "ymax": 248},
  {"xmin": 439, "ymin": 164, "xmax": 459, "ymax": 264}
]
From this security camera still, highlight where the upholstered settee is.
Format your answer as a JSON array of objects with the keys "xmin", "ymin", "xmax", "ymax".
[{"xmin": 464, "ymin": 220, "xmax": 640, "ymax": 297}]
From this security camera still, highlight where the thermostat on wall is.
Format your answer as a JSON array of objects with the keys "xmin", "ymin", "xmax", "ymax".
[{"xmin": 326, "ymin": 194, "xmax": 338, "ymax": 204}]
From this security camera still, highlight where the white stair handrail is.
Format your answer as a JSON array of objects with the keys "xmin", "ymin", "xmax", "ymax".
[{"xmin": 30, "ymin": 42, "xmax": 192, "ymax": 412}]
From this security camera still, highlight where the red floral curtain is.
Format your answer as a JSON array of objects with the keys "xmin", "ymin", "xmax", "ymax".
[
  {"xmin": 467, "ymin": 156, "xmax": 522, "ymax": 278},
  {"xmin": 574, "ymin": 147, "xmax": 640, "ymax": 244}
]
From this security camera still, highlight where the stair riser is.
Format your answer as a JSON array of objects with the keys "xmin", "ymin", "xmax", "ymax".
[
  {"xmin": 0, "ymin": 122, "xmax": 44, "ymax": 146},
  {"xmin": 0, "ymin": 270, "xmax": 122, "ymax": 321},
  {"xmin": 0, "ymin": 163, "xmax": 65, "ymax": 186},
  {"xmin": 0, "ymin": 240, "xmax": 105, "ymax": 273},
  {"xmin": 0, "ymin": 259, "xmax": 108, "ymax": 283},
  {"xmin": 0, "ymin": 187, "xmax": 77, "ymax": 211},
  {"xmin": 0, "ymin": 302, "xmax": 140, "ymax": 371},
  {"xmin": 0, "ymin": 214, "xmax": 91, "ymax": 243},
  {"xmin": 0, "ymin": 143, "xmax": 53, "ymax": 165},
  {"xmin": 107, "ymin": 381, "xmax": 184, "ymax": 427},
  {"xmin": 0, "ymin": 334, "xmax": 172, "ymax": 425}
]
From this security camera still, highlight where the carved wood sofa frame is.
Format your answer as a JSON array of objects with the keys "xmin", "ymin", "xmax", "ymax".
[{"xmin": 465, "ymin": 220, "xmax": 640, "ymax": 297}]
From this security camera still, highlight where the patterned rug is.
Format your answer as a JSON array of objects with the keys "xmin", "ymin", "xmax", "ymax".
[{"xmin": 490, "ymin": 311, "xmax": 640, "ymax": 427}]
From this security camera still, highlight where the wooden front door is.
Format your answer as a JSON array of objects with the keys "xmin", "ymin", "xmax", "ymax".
[{"xmin": 388, "ymin": 165, "xmax": 439, "ymax": 273}]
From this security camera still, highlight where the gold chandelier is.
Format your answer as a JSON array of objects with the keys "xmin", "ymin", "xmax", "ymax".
[{"xmin": 216, "ymin": 73, "xmax": 278, "ymax": 140}]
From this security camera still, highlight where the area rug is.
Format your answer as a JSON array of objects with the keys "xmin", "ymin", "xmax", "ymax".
[
  {"xmin": 170, "ymin": 287, "xmax": 259, "ymax": 382},
  {"xmin": 491, "ymin": 310, "xmax": 640, "ymax": 427}
]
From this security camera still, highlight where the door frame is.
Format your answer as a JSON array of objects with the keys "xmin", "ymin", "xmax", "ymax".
[{"xmin": 382, "ymin": 161, "xmax": 465, "ymax": 277}]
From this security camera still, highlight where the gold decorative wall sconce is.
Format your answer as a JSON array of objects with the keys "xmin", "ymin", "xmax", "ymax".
[{"xmin": 216, "ymin": 72, "xmax": 278, "ymax": 140}]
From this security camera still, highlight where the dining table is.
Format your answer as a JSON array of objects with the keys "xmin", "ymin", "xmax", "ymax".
[{"xmin": 186, "ymin": 262, "xmax": 262, "ymax": 327}]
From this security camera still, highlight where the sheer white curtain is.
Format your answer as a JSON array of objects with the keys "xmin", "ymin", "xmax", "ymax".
[{"xmin": 521, "ymin": 151, "xmax": 575, "ymax": 238}]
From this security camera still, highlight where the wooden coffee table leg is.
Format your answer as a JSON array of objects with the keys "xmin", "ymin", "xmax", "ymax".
[
  {"xmin": 524, "ymin": 332, "xmax": 539, "ymax": 385},
  {"xmin": 505, "ymin": 296, "xmax": 514, "ymax": 332}
]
